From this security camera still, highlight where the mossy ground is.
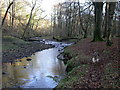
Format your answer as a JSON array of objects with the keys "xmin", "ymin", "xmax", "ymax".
[{"xmin": 2, "ymin": 36, "xmax": 30, "ymax": 51}]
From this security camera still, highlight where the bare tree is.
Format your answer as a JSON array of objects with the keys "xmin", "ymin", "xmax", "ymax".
[
  {"xmin": 11, "ymin": 0, "xmax": 15, "ymax": 27},
  {"xmin": 1, "ymin": 1, "xmax": 13, "ymax": 26},
  {"xmin": 22, "ymin": 1, "xmax": 36, "ymax": 38},
  {"xmin": 78, "ymin": 1, "xmax": 93, "ymax": 38}
]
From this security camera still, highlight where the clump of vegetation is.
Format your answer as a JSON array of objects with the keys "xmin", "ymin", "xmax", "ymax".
[{"xmin": 47, "ymin": 75, "xmax": 60, "ymax": 83}]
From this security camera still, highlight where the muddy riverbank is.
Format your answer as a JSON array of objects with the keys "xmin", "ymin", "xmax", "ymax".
[{"xmin": 2, "ymin": 41, "xmax": 54, "ymax": 63}]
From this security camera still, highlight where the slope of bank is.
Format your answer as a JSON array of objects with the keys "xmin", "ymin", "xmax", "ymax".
[
  {"xmin": 2, "ymin": 36, "xmax": 54, "ymax": 63},
  {"xmin": 56, "ymin": 38, "xmax": 119, "ymax": 88}
]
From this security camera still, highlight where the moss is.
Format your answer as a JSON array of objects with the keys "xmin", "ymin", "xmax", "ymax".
[
  {"xmin": 57, "ymin": 76, "xmax": 78, "ymax": 88},
  {"xmin": 57, "ymin": 71, "xmax": 78, "ymax": 88},
  {"xmin": 3, "ymin": 36, "xmax": 29, "ymax": 44},
  {"xmin": 56, "ymin": 65, "xmax": 89, "ymax": 88},
  {"xmin": 66, "ymin": 59, "xmax": 76, "ymax": 72},
  {"xmin": 64, "ymin": 51, "xmax": 91, "ymax": 72},
  {"xmin": 64, "ymin": 47, "xmax": 77, "ymax": 57},
  {"xmin": 47, "ymin": 75, "xmax": 60, "ymax": 82},
  {"xmin": 68, "ymin": 65, "xmax": 88, "ymax": 76},
  {"xmin": 2, "ymin": 36, "xmax": 30, "ymax": 51}
]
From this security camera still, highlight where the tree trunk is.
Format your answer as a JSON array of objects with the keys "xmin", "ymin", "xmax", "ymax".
[
  {"xmin": 22, "ymin": 2, "xmax": 36, "ymax": 38},
  {"xmin": 106, "ymin": 2, "xmax": 116, "ymax": 46},
  {"xmin": 111, "ymin": 13, "xmax": 117, "ymax": 37},
  {"xmin": 78, "ymin": 1, "xmax": 88, "ymax": 39},
  {"xmin": 1, "ymin": 1, "xmax": 13, "ymax": 26},
  {"xmin": 83, "ymin": 30, "xmax": 87, "ymax": 38},
  {"xmin": 103, "ymin": 2, "xmax": 109, "ymax": 38},
  {"xmin": 0, "ymin": 6, "xmax": 2, "ymax": 27},
  {"xmin": 53, "ymin": 11, "xmax": 56, "ymax": 38},
  {"xmin": 92, "ymin": 2, "xmax": 103, "ymax": 41},
  {"xmin": 68, "ymin": 3, "xmax": 72, "ymax": 37},
  {"xmin": 12, "ymin": 0, "xmax": 15, "ymax": 27}
]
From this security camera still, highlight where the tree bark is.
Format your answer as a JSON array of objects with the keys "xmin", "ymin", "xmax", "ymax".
[
  {"xmin": 78, "ymin": 1, "xmax": 91, "ymax": 39},
  {"xmin": 92, "ymin": 2, "xmax": 103, "ymax": 41},
  {"xmin": 22, "ymin": 2, "xmax": 36, "ymax": 38},
  {"xmin": 103, "ymin": 2, "xmax": 109, "ymax": 38},
  {"xmin": 106, "ymin": 2, "xmax": 116, "ymax": 46},
  {"xmin": 0, "ymin": 6, "xmax": 2, "ymax": 27},
  {"xmin": 12, "ymin": 0, "xmax": 15, "ymax": 27},
  {"xmin": 1, "ymin": 1, "xmax": 13, "ymax": 26},
  {"xmin": 78, "ymin": 1, "xmax": 86, "ymax": 38}
]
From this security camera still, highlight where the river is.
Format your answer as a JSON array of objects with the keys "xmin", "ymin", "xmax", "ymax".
[{"xmin": 2, "ymin": 40, "xmax": 73, "ymax": 88}]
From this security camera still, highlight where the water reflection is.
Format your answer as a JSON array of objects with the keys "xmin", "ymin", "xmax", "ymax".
[{"xmin": 2, "ymin": 47, "xmax": 66, "ymax": 88}]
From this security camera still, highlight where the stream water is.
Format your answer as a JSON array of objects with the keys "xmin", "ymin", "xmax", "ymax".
[{"xmin": 2, "ymin": 40, "xmax": 73, "ymax": 88}]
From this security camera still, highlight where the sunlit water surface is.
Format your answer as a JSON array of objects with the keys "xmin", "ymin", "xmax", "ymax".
[{"xmin": 2, "ymin": 41, "xmax": 72, "ymax": 88}]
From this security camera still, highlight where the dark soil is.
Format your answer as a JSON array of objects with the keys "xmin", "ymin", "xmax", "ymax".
[{"xmin": 2, "ymin": 42, "xmax": 54, "ymax": 63}]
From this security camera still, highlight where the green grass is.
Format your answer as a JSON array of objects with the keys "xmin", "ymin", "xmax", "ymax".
[{"xmin": 2, "ymin": 36, "xmax": 30, "ymax": 51}]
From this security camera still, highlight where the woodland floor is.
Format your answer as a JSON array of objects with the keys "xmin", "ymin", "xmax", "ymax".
[{"xmin": 56, "ymin": 37, "xmax": 120, "ymax": 88}]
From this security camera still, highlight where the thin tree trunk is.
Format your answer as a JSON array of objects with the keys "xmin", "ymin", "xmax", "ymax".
[
  {"xmin": 53, "ymin": 11, "xmax": 56, "ymax": 38},
  {"xmin": 111, "ymin": 13, "xmax": 117, "ymax": 37},
  {"xmin": 78, "ymin": 1, "xmax": 89, "ymax": 38},
  {"xmin": 106, "ymin": 2, "xmax": 116, "ymax": 46},
  {"xmin": 22, "ymin": 2, "xmax": 36, "ymax": 38},
  {"xmin": 0, "ymin": 5, "xmax": 2, "ymax": 27},
  {"xmin": 103, "ymin": 2, "xmax": 109, "ymax": 38},
  {"xmin": 12, "ymin": 0, "xmax": 15, "ymax": 27},
  {"xmin": 1, "ymin": 1, "xmax": 13, "ymax": 26}
]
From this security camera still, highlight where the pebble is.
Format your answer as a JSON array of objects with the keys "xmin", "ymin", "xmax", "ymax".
[
  {"xmin": 26, "ymin": 58, "xmax": 32, "ymax": 61},
  {"xmin": 2, "ymin": 72, "xmax": 6, "ymax": 75},
  {"xmin": 19, "ymin": 60, "xmax": 22, "ymax": 62},
  {"xmin": 24, "ymin": 66, "xmax": 26, "ymax": 68}
]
